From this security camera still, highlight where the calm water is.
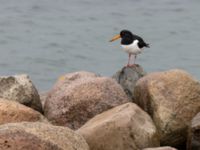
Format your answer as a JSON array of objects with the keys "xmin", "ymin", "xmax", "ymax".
[{"xmin": 0, "ymin": 0, "xmax": 200, "ymax": 91}]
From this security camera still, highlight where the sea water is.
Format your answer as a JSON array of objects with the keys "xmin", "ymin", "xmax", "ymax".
[{"xmin": 0, "ymin": 0, "xmax": 199, "ymax": 90}]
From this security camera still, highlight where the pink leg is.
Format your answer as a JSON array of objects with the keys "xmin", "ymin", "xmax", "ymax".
[
  {"xmin": 127, "ymin": 54, "xmax": 131, "ymax": 67},
  {"xmin": 133, "ymin": 55, "xmax": 136, "ymax": 64},
  {"xmin": 127, "ymin": 55, "xmax": 137, "ymax": 67}
]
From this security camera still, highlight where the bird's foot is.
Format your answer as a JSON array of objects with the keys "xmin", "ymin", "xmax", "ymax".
[{"xmin": 125, "ymin": 64, "xmax": 139, "ymax": 68}]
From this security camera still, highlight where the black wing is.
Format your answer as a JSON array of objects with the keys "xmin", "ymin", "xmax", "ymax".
[{"xmin": 133, "ymin": 34, "xmax": 150, "ymax": 48}]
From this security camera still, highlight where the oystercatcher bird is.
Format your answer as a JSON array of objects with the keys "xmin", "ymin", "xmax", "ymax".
[{"xmin": 110, "ymin": 30, "xmax": 149, "ymax": 67}]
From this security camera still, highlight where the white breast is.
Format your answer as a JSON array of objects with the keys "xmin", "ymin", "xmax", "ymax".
[{"xmin": 121, "ymin": 40, "xmax": 142, "ymax": 55}]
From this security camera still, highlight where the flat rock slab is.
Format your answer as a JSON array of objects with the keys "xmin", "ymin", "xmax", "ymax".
[
  {"xmin": 0, "ymin": 74, "xmax": 42, "ymax": 113},
  {"xmin": 77, "ymin": 103, "xmax": 160, "ymax": 150},
  {"xmin": 0, "ymin": 122, "xmax": 89, "ymax": 150},
  {"xmin": 134, "ymin": 69, "xmax": 200, "ymax": 147},
  {"xmin": 44, "ymin": 71, "xmax": 130, "ymax": 129}
]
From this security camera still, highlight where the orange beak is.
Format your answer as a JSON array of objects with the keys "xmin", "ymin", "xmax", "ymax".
[{"xmin": 109, "ymin": 34, "xmax": 121, "ymax": 42}]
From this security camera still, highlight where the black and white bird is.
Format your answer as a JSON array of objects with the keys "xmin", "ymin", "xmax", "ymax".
[{"xmin": 110, "ymin": 30, "xmax": 149, "ymax": 67}]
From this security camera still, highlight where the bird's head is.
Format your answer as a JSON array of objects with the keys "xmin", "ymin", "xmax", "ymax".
[
  {"xmin": 120, "ymin": 30, "xmax": 133, "ymax": 38},
  {"xmin": 109, "ymin": 30, "xmax": 133, "ymax": 42}
]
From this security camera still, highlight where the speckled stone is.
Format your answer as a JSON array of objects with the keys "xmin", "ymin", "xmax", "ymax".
[
  {"xmin": 0, "ymin": 74, "xmax": 42, "ymax": 113},
  {"xmin": 187, "ymin": 112, "xmax": 200, "ymax": 150},
  {"xmin": 0, "ymin": 122, "xmax": 89, "ymax": 150},
  {"xmin": 77, "ymin": 103, "xmax": 160, "ymax": 150},
  {"xmin": 134, "ymin": 69, "xmax": 200, "ymax": 147},
  {"xmin": 44, "ymin": 71, "xmax": 130, "ymax": 129},
  {"xmin": 112, "ymin": 65, "xmax": 146, "ymax": 100},
  {"xmin": 0, "ymin": 98, "xmax": 47, "ymax": 125}
]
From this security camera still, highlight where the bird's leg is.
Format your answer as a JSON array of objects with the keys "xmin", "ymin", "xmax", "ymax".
[
  {"xmin": 127, "ymin": 54, "xmax": 131, "ymax": 67},
  {"xmin": 127, "ymin": 55, "xmax": 137, "ymax": 67},
  {"xmin": 133, "ymin": 55, "xmax": 137, "ymax": 64},
  {"xmin": 131, "ymin": 55, "xmax": 135, "ymax": 65}
]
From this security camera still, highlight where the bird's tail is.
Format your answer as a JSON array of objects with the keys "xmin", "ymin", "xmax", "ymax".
[{"xmin": 145, "ymin": 43, "xmax": 150, "ymax": 48}]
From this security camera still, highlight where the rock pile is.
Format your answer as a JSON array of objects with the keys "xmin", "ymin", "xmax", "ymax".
[{"xmin": 0, "ymin": 68, "xmax": 199, "ymax": 150}]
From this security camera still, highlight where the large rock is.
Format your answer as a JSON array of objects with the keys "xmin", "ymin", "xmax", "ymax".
[
  {"xmin": 134, "ymin": 69, "xmax": 200, "ymax": 147},
  {"xmin": 112, "ymin": 65, "xmax": 146, "ymax": 99},
  {"xmin": 77, "ymin": 103, "xmax": 160, "ymax": 150},
  {"xmin": 187, "ymin": 112, "xmax": 200, "ymax": 150},
  {"xmin": 44, "ymin": 71, "xmax": 130, "ymax": 129},
  {"xmin": 0, "ymin": 122, "xmax": 89, "ymax": 150},
  {"xmin": 143, "ymin": 147, "xmax": 177, "ymax": 150},
  {"xmin": 0, "ymin": 74, "xmax": 42, "ymax": 113},
  {"xmin": 0, "ymin": 98, "xmax": 47, "ymax": 125}
]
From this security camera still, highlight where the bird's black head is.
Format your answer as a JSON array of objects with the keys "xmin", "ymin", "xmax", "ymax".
[
  {"xmin": 110, "ymin": 29, "xmax": 133, "ymax": 42},
  {"xmin": 120, "ymin": 30, "xmax": 133, "ymax": 38}
]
